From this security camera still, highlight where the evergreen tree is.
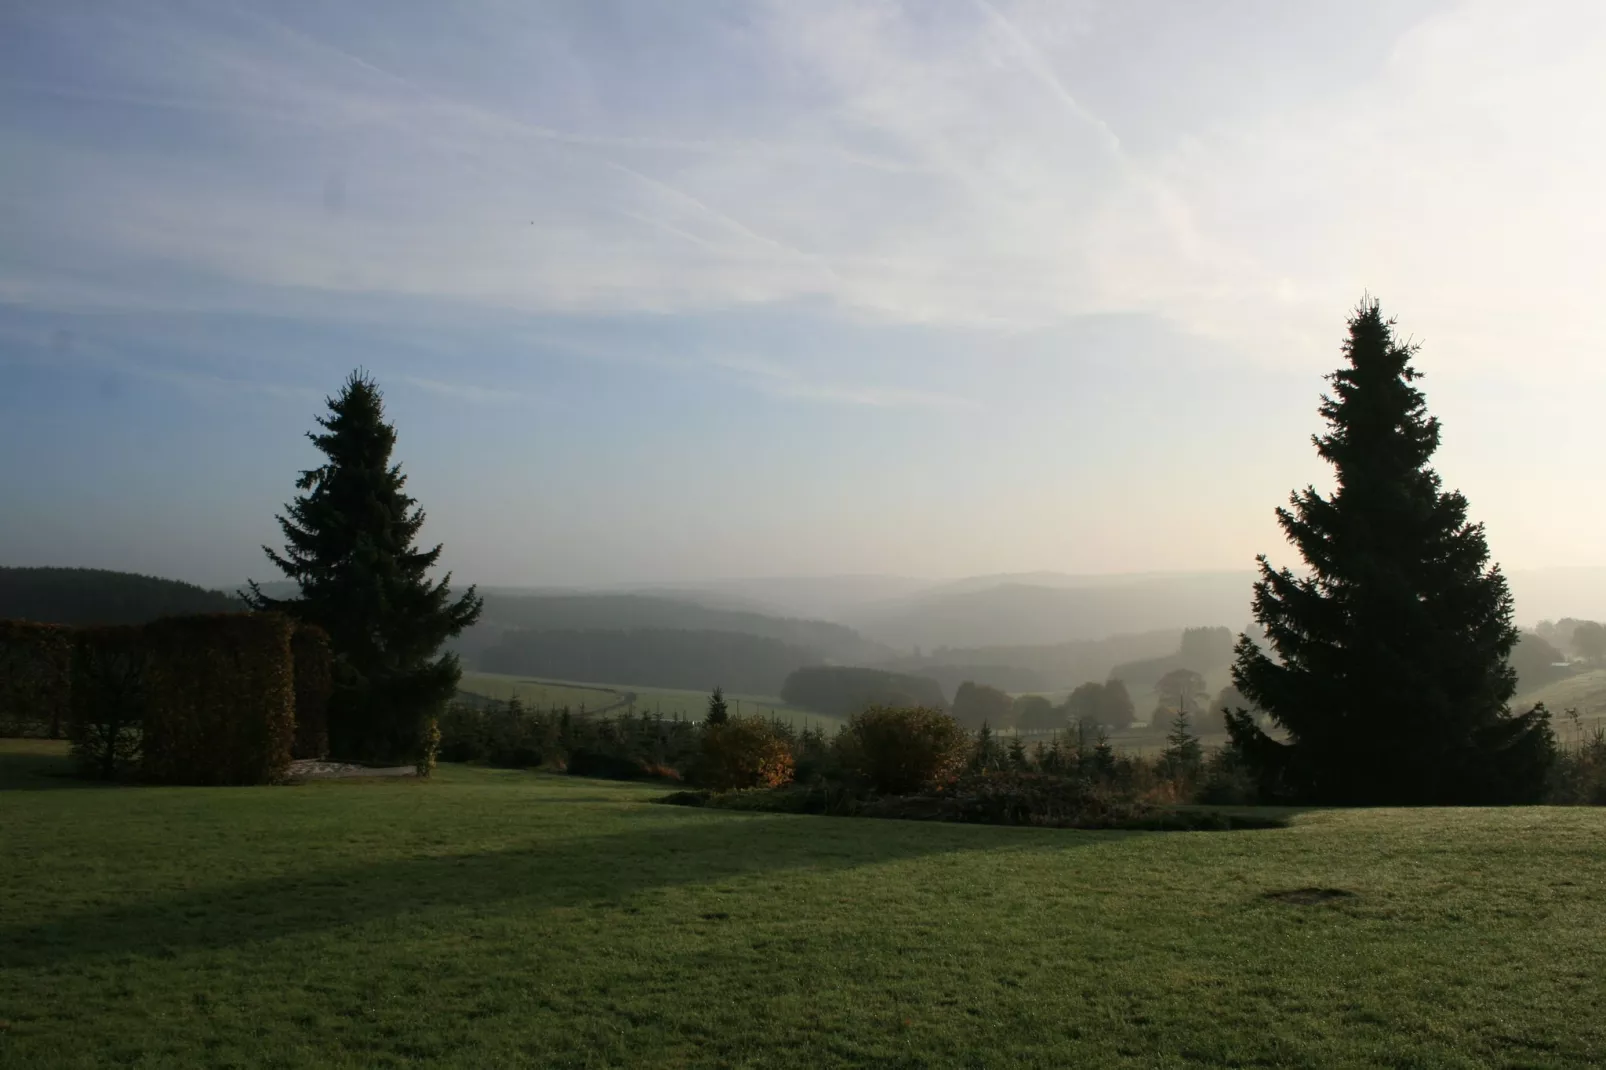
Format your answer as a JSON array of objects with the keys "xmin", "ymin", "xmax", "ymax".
[
  {"xmin": 971, "ymin": 721, "xmax": 1001, "ymax": 772},
  {"xmin": 244, "ymin": 371, "xmax": 483, "ymax": 763},
  {"xmin": 1159, "ymin": 711, "xmax": 1203, "ymax": 780},
  {"xmin": 1090, "ymin": 728, "xmax": 1115, "ymax": 779},
  {"xmin": 1228, "ymin": 301, "xmax": 1553, "ymax": 804},
  {"xmin": 705, "ymin": 686, "xmax": 729, "ymax": 725},
  {"xmin": 1006, "ymin": 735, "xmax": 1028, "ymax": 771}
]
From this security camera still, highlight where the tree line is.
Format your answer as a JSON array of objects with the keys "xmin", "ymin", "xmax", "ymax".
[{"xmin": 220, "ymin": 298, "xmax": 1585, "ymax": 801}]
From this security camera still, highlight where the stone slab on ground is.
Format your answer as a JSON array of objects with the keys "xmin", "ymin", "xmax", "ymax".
[{"xmin": 287, "ymin": 759, "xmax": 416, "ymax": 780}]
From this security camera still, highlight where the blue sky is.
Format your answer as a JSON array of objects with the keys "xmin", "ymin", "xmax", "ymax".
[{"xmin": 4, "ymin": 0, "xmax": 1606, "ymax": 589}]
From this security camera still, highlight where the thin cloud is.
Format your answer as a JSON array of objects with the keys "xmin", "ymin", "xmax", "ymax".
[
  {"xmin": 711, "ymin": 355, "xmax": 973, "ymax": 411},
  {"xmin": 403, "ymin": 376, "xmax": 534, "ymax": 406},
  {"xmin": 3, "ymin": 0, "xmax": 1605, "ymax": 379}
]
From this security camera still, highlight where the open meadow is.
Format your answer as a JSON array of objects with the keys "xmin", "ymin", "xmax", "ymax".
[
  {"xmin": 458, "ymin": 671, "xmax": 839, "ymax": 731},
  {"xmin": 3, "ymin": 738, "xmax": 1603, "ymax": 1069}
]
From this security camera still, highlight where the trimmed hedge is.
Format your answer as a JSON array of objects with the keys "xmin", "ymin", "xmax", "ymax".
[
  {"xmin": 139, "ymin": 613, "xmax": 296, "ymax": 786},
  {"xmin": 68, "ymin": 625, "xmax": 148, "ymax": 779},
  {"xmin": 0, "ymin": 620, "xmax": 73, "ymax": 738},
  {"xmin": 290, "ymin": 624, "xmax": 332, "ymax": 760}
]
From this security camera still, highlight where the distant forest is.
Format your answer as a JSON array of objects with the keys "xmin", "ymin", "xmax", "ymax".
[
  {"xmin": 873, "ymin": 630, "xmax": 1186, "ymax": 694},
  {"xmin": 0, "ymin": 567, "xmax": 240, "ymax": 625},
  {"xmin": 6, "ymin": 566, "xmax": 1589, "ymax": 708}
]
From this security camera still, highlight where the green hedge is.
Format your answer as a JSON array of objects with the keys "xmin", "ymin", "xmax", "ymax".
[
  {"xmin": 0, "ymin": 620, "xmax": 73, "ymax": 738},
  {"xmin": 138, "ymin": 613, "xmax": 296, "ymax": 786},
  {"xmin": 68, "ymin": 625, "xmax": 148, "ymax": 779},
  {"xmin": 290, "ymin": 624, "xmax": 332, "ymax": 760}
]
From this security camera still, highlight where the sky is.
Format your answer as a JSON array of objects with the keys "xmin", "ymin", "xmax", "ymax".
[{"xmin": 3, "ymin": 0, "xmax": 1606, "ymax": 590}]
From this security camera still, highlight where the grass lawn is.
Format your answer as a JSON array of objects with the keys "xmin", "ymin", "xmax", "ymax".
[{"xmin": 3, "ymin": 739, "xmax": 1604, "ymax": 1068}]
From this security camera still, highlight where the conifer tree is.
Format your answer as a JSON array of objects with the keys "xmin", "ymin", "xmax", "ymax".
[
  {"xmin": 1229, "ymin": 301, "xmax": 1553, "ymax": 804},
  {"xmin": 705, "ymin": 686, "xmax": 729, "ymax": 725},
  {"xmin": 245, "ymin": 371, "xmax": 482, "ymax": 764},
  {"xmin": 1159, "ymin": 711, "xmax": 1203, "ymax": 781}
]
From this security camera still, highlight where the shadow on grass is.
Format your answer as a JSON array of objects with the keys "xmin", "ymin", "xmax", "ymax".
[
  {"xmin": 0, "ymin": 739, "xmax": 121, "ymax": 792},
  {"xmin": 0, "ymin": 809, "xmax": 1118, "ymax": 968}
]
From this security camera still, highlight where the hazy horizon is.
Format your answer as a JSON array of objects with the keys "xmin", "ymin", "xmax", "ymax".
[{"xmin": 6, "ymin": 2, "xmax": 1606, "ymax": 593}]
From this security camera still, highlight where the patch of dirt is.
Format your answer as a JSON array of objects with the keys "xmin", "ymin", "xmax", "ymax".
[
  {"xmin": 286, "ymin": 759, "xmax": 416, "ymax": 780},
  {"xmin": 1263, "ymin": 887, "xmax": 1357, "ymax": 906}
]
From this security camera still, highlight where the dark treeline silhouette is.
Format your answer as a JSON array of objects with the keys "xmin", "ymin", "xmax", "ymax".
[
  {"xmin": 1535, "ymin": 618, "xmax": 1606, "ymax": 665},
  {"xmin": 0, "ymin": 567, "xmax": 241, "ymax": 625},
  {"xmin": 1510, "ymin": 631, "xmax": 1571, "ymax": 692},
  {"xmin": 780, "ymin": 665, "xmax": 948, "ymax": 717},
  {"xmin": 880, "ymin": 663, "xmax": 1046, "ymax": 701},
  {"xmin": 483, "ymin": 628, "xmax": 817, "ymax": 696},
  {"xmin": 876, "ymin": 630, "xmax": 1185, "ymax": 693},
  {"xmin": 1108, "ymin": 626, "xmax": 1234, "ymax": 697}
]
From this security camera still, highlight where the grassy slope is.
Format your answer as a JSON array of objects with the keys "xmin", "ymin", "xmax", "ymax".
[
  {"xmin": 457, "ymin": 671, "xmax": 626, "ymax": 711},
  {"xmin": 2, "ymin": 739, "xmax": 1603, "ymax": 1069},
  {"xmin": 459, "ymin": 670, "xmax": 839, "ymax": 731},
  {"xmin": 1518, "ymin": 669, "xmax": 1606, "ymax": 731}
]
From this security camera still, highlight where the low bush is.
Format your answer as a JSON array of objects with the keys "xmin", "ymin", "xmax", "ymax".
[
  {"xmin": 1196, "ymin": 746, "xmax": 1260, "ymax": 805},
  {"xmin": 834, "ymin": 705, "xmax": 969, "ymax": 795},
  {"xmin": 660, "ymin": 774, "xmax": 1287, "ymax": 831},
  {"xmin": 697, "ymin": 716, "xmax": 795, "ymax": 790},
  {"xmin": 0, "ymin": 620, "xmax": 73, "ymax": 738},
  {"xmin": 1549, "ymin": 727, "xmax": 1606, "ymax": 805}
]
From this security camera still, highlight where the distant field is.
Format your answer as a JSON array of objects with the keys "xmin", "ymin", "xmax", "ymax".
[
  {"xmin": 458, "ymin": 671, "xmax": 840, "ymax": 731},
  {"xmin": 1518, "ymin": 669, "xmax": 1606, "ymax": 734},
  {"xmin": 457, "ymin": 672, "xmax": 624, "ymax": 711},
  {"xmin": 3, "ymin": 738, "xmax": 1603, "ymax": 1068}
]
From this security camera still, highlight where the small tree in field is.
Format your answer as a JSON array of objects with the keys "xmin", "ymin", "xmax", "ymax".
[
  {"xmin": 1159, "ymin": 711, "xmax": 1203, "ymax": 781},
  {"xmin": 245, "ymin": 371, "xmax": 482, "ymax": 764},
  {"xmin": 705, "ymin": 687, "xmax": 729, "ymax": 725},
  {"xmin": 1229, "ymin": 300, "xmax": 1553, "ymax": 804}
]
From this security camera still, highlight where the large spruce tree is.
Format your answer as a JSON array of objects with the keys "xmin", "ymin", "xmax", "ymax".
[
  {"xmin": 245, "ymin": 371, "xmax": 482, "ymax": 764},
  {"xmin": 1228, "ymin": 300, "xmax": 1553, "ymax": 804}
]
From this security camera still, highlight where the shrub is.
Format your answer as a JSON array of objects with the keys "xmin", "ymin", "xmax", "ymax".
[
  {"xmin": 1549, "ymin": 725, "xmax": 1606, "ymax": 805},
  {"xmin": 138, "ymin": 613, "xmax": 296, "ymax": 786},
  {"xmin": 660, "ymin": 773, "xmax": 1288, "ymax": 831},
  {"xmin": 416, "ymin": 715, "xmax": 441, "ymax": 778},
  {"xmin": 68, "ymin": 625, "xmax": 148, "ymax": 779},
  {"xmin": 290, "ymin": 624, "xmax": 332, "ymax": 759},
  {"xmin": 862, "ymin": 771, "xmax": 1143, "ymax": 827},
  {"xmin": 834, "ymin": 705, "xmax": 969, "ymax": 795},
  {"xmin": 698, "ymin": 716, "xmax": 796, "ymax": 791},
  {"xmin": 791, "ymin": 723, "xmax": 839, "ymax": 783},
  {"xmin": 0, "ymin": 620, "xmax": 73, "ymax": 738},
  {"xmin": 1196, "ymin": 746, "xmax": 1260, "ymax": 805}
]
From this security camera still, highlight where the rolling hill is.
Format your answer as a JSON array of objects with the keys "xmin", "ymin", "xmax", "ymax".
[
  {"xmin": 0, "ymin": 567, "xmax": 241, "ymax": 625},
  {"xmin": 846, "ymin": 573, "xmax": 1257, "ymax": 650}
]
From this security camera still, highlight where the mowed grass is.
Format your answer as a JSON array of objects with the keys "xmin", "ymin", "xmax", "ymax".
[
  {"xmin": 459, "ymin": 671, "xmax": 839, "ymax": 731},
  {"xmin": 3, "ymin": 740, "xmax": 1604, "ymax": 1069}
]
